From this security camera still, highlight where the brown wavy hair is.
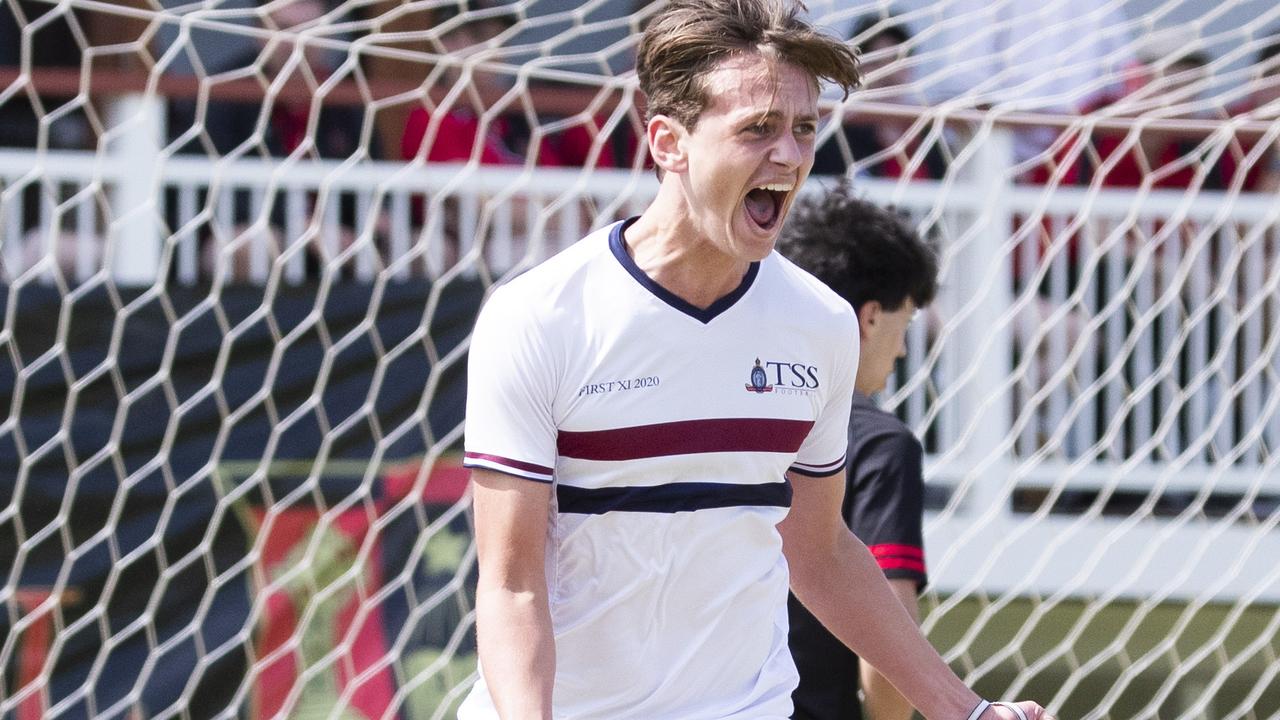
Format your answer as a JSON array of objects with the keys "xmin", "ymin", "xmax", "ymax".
[{"xmin": 636, "ymin": 0, "xmax": 861, "ymax": 130}]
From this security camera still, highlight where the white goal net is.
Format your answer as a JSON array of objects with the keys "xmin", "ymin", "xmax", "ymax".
[{"xmin": 2, "ymin": 0, "xmax": 1279, "ymax": 718}]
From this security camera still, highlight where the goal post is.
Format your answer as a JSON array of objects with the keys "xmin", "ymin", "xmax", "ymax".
[{"xmin": 2, "ymin": 0, "xmax": 1280, "ymax": 718}]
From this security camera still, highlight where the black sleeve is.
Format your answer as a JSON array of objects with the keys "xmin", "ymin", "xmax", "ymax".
[{"xmin": 846, "ymin": 428, "xmax": 928, "ymax": 591}]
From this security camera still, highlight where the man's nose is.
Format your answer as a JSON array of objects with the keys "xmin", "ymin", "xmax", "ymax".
[{"xmin": 771, "ymin": 131, "xmax": 802, "ymax": 169}]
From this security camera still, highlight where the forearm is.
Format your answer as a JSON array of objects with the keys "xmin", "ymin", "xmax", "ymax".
[
  {"xmin": 475, "ymin": 583, "xmax": 556, "ymax": 719},
  {"xmin": 862, "ymin": 662, "xmax": 915, "ymax": 720},
  {"xmin": 470, "ymin": 469, "xmax": 557, "ymax": 719},
  {"xmin": 788, "ymin": 530, "xmax": 976, "ymax": 720},
  {"xmin": 861, "ymin": 579, "xmax": 922, "ymax": 720}
]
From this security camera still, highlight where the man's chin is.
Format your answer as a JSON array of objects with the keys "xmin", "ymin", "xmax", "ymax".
[
  {"xmin": 733, "ymin": 232, "xmax": 778, "ymax": 263},
  {"xmin": 733, "ymin": 216, "xmax": 782, "ymax": 259}
]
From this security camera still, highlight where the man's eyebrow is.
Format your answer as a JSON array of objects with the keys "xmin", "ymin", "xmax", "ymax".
[
  {"xmin": 736, "ymin": 109, "xmax": 820, "ymax": 124},
  {"xmin": 730, "ymin": 108, "xmax": 775, "ymax": 124}
]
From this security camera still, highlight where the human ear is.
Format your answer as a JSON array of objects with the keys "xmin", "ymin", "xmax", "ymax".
[
  {"xmin": 647, "ymin": 114, "xmax": 688, "ymax": 173},
  {"xmin": 857, "ymin": 300, "xmax": 882, "ymax": 339}
]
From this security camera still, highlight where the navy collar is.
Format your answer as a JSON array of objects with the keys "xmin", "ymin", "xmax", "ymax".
[{"xmin": 608, "ymin": 217, "xmax": 760, "ymax": 324}]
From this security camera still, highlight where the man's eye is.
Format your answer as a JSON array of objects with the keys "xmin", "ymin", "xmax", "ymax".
[
  {"xmin": 795, "ymin": 123, "xmax": 817, "ymax": 137},
  {"xmin": 745, "ymin": 123, "xmax": 771, "ymax": 136}
]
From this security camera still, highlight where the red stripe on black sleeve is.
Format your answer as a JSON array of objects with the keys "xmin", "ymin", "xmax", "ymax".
[
  {"xmin": 875, "ymin": 556, "xmax": 927, "ymax": 574},
  {"xmin": 869, "ymin": 543, "xmax": 924, "ymax": 560}
]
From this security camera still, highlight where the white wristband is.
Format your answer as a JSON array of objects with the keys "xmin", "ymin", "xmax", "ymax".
[
  {"xmin": 965, "ymin": 700, "xmax": 991, "ymax": 720},
  {"xmin": 993, "ymin": 702, "xmax": 1030, "ymax": 720}
]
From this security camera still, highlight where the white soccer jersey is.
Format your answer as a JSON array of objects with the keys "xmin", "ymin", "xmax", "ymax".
[{"xmin": 460, "ymin": 218, "xmax": 858, "ymax": 719}]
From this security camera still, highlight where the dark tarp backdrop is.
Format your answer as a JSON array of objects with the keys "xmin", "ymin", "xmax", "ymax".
[{"xmin": 0, "ymin": 278, "xmax": 483, "ymax": 717}]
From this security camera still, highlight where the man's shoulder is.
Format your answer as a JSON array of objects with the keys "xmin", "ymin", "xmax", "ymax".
[
  {"xmin": 847, "ymin": 397, "xmax": 925, "ymax": 497},
  {"xmin": 763, "ymin": 252, "xmax": 857, "ymax": 321},
  {"xmin": 849, "ymin": 394, "xmax": 920, "ymax": 448},
  {"xmin": 489, "ymin": 222, "xmax": 617, "ymax": 303}
]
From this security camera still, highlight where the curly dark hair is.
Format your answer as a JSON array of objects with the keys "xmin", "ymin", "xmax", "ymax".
[{"xmin": 776, "ymin": 186, "xmax": 938, "ymax": 314}]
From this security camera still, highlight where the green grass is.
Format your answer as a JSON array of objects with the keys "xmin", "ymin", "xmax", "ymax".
[
  {"xmin": 923, "ymin": 596, "xmax": 1280, "ymax": 719},
  {"xmin": 392, "ymin": 599, "xmax": 1280, "ymax": 719},
  {"xmin": 220, "ymin": 461, "xmax": 1279, "ymax": 719}
]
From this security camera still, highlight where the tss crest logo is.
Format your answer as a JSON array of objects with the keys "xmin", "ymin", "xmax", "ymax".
[{"xmin": 745, "ymin": 357, "xmax": 820, "ymax": 394}]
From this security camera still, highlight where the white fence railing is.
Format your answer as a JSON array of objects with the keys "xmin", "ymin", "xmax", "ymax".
[
  {"xmin": 0, "ymin": 151, "xmax": 653, "ymax": 286},
  {"xmin": 2, "ymin": 130, "xmax": 1278, "ymax": 600}
]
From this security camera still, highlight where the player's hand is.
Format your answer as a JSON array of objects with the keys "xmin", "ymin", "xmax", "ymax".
[{"xmin": 982, "ymin": 700, "xmax": 1057, "ymax": 720}]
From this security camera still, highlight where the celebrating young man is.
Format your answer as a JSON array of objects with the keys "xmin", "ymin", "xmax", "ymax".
[{"xmin": 461, "ymin": 2, "xmax": 1055, "ymax": 718}]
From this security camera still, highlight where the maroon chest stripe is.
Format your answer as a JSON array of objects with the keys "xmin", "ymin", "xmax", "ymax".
[{"xmin": 557, "ymin": 418, "xmax": 815, "ymax": 461}]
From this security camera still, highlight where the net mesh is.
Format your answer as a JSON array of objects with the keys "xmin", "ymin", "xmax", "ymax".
[{"xmin": 2, "ymin": 0, "xmax": 1280, "ymax": 718}]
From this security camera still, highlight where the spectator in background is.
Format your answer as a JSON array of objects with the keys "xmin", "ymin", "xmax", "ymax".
[
  {"xmin": 521, "ymin": 0, "xmax": 650, "ymax": 173},
  {"xmin": 1, "ymin": 0, "xmax": 98, "ymax": 283},
  {"xmin": 1071, "ymin": 38, "xmax": 1217, "ymax": 191},
  {"xmin": 924, "ymin": 0, "xmax": 1133, "ymax": 112},
  {"xmin": 173, "ymin": 0, "xmax": 371, "ymax": 161},
  {"xmin": 400, "ymin": 2, "xmax": 524, "ymax": 166},
  {"xmin": 401, "ymin": 2, "xmax": 615, "ymax": 269},
  {"xmin": 397, "ymin": 2, "xmax": 520, "ymax": 272},
  {"xmin": 530, "ymin": 78, "xmax": 647, "ymax": 171},
  {"xmin": 1219, "ymin": 36, "xmax": 1280, "ymax": 193},
  {"xmin": 544, "ymin": 111, "xmax": 643, "ymax": 170},
  {"xmin": 921, "ymin": 0, "xmax": 1136, "ymax": 173},
  {"xmin": 777, "ymin": 189, "xmax": 939, "ymax": 720},
  {"xmin": 811, "ymin": 17, "xmax": 947, "ymax": 180},
  {"xmin": 1251, "ymin": 37, "xmax": 1280, "ymax": 113},
  {"xmin": 1009, "ymin": 39, "xmax": 1210, "ymax": 414},
  {"xmin": 1026, "ymin": 35, "xmax": 1216, "ymax": 190},
  {"xmin": 402, "ymin": 3, "xmax": 647, "ymax": 168},
  {"xmin": 169, "ymin": 0, "xmax": 377, "ymax": 282},
  {"xmin": 0, "ymin": 0, "xmax": 91, "ymax": 150}
]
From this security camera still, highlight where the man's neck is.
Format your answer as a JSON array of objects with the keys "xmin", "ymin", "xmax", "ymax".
[{"xmin": 623, "ymin": 187, "xmax": 754, "ymax": 310}]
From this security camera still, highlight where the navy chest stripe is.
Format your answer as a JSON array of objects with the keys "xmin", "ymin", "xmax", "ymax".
[
  {"xmin": 557, "ymin": 480, "xmax": 792, "ymax": 515},
  {"xmin": 557, "ymin": 418, "xmax": 815, "ymax": 461}
]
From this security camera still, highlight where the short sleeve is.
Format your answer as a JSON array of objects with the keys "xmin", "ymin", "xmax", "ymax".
[
  {"xmin": 789, "ymin": 313, "xmax": 858, "ymax": 477},
  {"xmin": 847, "ymin": 430, "xmax": 928, "ymax": 590},
  {"xmin": 463, "ymin": 285, "xmax": 559, "ymax": 483}
]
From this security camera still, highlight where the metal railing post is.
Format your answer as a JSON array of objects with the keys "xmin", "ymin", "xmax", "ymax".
[
  {"xmin": 105, "ymin": 93, "xmax": 165, "ymax": 285},
  {"xmin": 950, "ymin": 123, "xmax": 1016, "ymax": 517}
]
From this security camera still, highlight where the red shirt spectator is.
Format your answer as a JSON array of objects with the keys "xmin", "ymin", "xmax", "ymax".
[
  {"xmin": 400, "ymin": 107, "xmax": 526, "ymax": 165},
  {"xmin": 1028, "ymin": 49, "xmax": 1215, "ymax": 192},
  {"xmin": 540, "ymin": 115, "xmax": 645, "ymax": 170},
  {"xmin": 1216, "ymin": 39, "xmax": 1280, "ymax": 192},
  {"xmin": 1084, "ymin": 129, "xmax": 1200, "ymax": 190}
]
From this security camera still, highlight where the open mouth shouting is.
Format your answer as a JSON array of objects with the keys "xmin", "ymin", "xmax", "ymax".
[{"xmin": 744, "ymin": 182, "xmax": 794, "ymax": 233}]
